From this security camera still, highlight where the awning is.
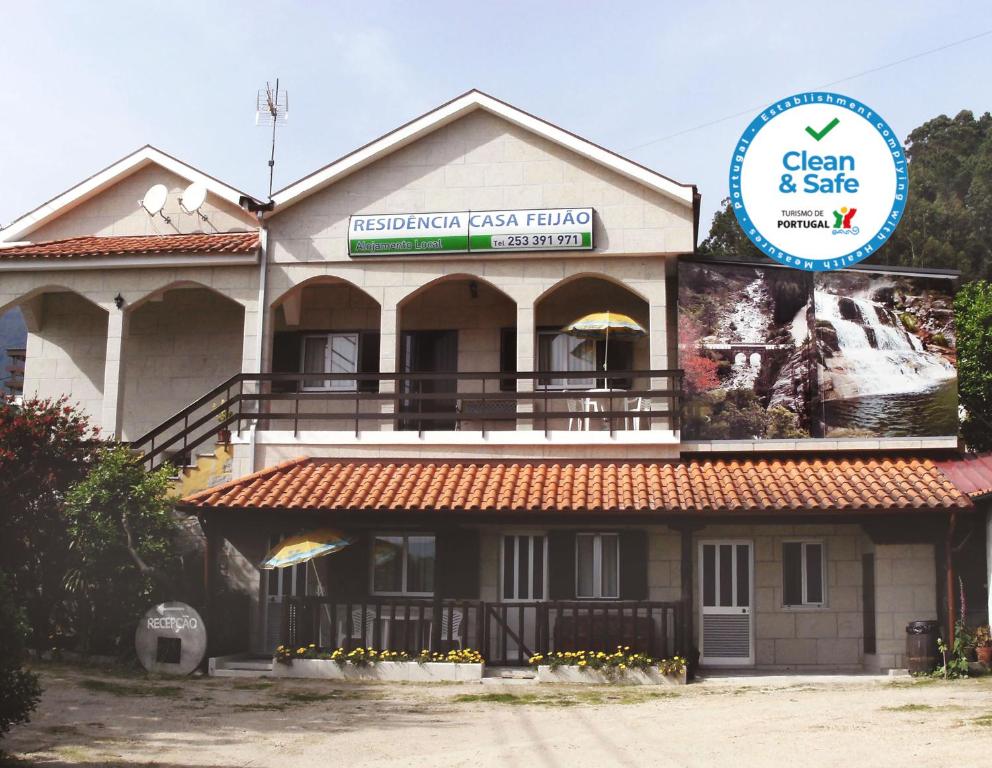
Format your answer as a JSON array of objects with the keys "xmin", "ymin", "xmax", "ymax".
[
  {"xmin": 179, "ymin": 456, "xmax": 972, "ymax": 515},
  {"xmin": 935, "ymin": 453, "xmax": 992, "ymax": 500}
]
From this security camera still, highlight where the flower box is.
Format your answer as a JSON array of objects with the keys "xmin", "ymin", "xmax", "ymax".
[
  {"xmin": 272, "ymin": 658, "xmax": 484, "ymax": 682},
  {"xmin": 536, "ymin": 665, "xmax": 686, "ymax": 685}
]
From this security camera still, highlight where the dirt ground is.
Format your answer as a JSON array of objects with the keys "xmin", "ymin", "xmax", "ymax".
[{"xmin": 3, "ymin": 663, "xmax": 992, "ymax": 767}]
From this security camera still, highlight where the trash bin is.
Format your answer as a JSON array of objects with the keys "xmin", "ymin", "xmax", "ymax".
[{"xmin": 906, "ymin": 620, "xmax": 940, "ymax": 673}]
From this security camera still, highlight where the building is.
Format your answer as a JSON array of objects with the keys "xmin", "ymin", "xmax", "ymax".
[{"xmin": 1, "ymin": 90, "xmax": 988, "ymax": 672}]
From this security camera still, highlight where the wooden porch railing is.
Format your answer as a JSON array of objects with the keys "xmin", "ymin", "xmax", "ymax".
[
  {"xmin": 130, "ymin": 369, "xmax": 683, "ymax": 470},
  {"xmin": 281, "ymin": 597, "xmax": 688, "ymax": 666}
]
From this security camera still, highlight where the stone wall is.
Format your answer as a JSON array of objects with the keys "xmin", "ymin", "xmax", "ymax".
[
  {"xmin": 866, "ymin": 543, "xmax": 938, "ymax": 672},
  {"xmin": 694, "ymin": 523, "xmax": 869, "ymax": 670},
  {"xmin": 23, "ymin": 292, "xmax": 108, "ymax": 421},
  {"xmin": 29, "ymin": 164, "xmax": 255, "ymax": 241},
  {"xmin": 123, "ymin": 287, "xmax": 246, "ymax": 440}
]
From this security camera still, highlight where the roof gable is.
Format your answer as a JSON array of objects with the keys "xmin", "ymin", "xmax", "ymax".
[
  {"xmin": 271, "ymin": 90, "xmax": 696, "ymax": 212},
  {"xmin": 0, "ymin": 146, "xmax": 258, "ymax": 243}
]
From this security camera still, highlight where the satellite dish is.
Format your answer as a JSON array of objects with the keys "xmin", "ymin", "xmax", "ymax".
[
  {"xmin": 141, "ymin": 184, "xmax": 169, "ymax": 216},
  {"xmin": 179, "ymin": 182, "xmax": 207, "ymax": 215}
]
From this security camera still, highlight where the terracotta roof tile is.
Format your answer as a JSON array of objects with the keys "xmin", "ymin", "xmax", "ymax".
[
  {"xmin": 180, "ymin": 456, "xmax": 973, "ymax": 515},
  {"xmin": 0, "ymin": 232, "xmax": 259, "ymax": 260}
]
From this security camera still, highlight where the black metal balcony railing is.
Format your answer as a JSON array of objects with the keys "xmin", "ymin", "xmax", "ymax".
[{"xmin": 129, "ymin": 369, "xmax": 682, "ymax": 470}]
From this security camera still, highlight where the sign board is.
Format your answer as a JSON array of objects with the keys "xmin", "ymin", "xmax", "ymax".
[
  {"xmin": 348, "ymin": 207, "xmax": 594, "ymax": 256},
  {"xmin": 135, "ymin": 601, "xmax": 207, "ymax": 676}
]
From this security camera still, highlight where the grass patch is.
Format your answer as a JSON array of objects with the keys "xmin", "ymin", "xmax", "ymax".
[
  {"xmin": 453, "ymin": 689, "xmax": 679, "ymax": 707},
  {"xmin": 232, "ymin": 681, "xmax": 273, "ymax": 690},
  {"xmin": 232, "ymin": 702, "xmax": 291, "ymax": 712},
  {"xmin": 78, "ymin": 678, "xmax": 182, "ymax": 698},
  {"xmin": 278, "ymin": 690, "xmax": 360, "ymax": 703},
  {"xmin": 972, "ymin": 713, "xmax": 992, "ymax": 727},
  {"xmin": 883, "ymin": 704, "xmax": 934, "ymax": 712}
]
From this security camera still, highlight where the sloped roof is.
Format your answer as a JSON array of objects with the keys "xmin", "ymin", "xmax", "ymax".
[
  {"xmin": 180, "ymin": 457, "xmax": 971, "ymax": 515},
  {"xmin": 270, "ymin": 89, "xmax": 696, "ymax": 212},
  {"xmin": 0, "ymin": 232, "xmax": 259, "ymax": 261},
  {"xmin": 0, "ymin": 146, "xmax": 260, "ymax": 243},
  {"xmin": 935, "ymin": 453, "xmax": 992, "ymax": 499}
]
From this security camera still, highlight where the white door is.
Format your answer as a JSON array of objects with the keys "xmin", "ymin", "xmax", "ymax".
[
  {"xmin": 698, "ymin": 541, "xmax": 754, "ymax": 666},
  {"xmin": 497, "ymin": 533, "xmax": 547, "ymax": 661}
]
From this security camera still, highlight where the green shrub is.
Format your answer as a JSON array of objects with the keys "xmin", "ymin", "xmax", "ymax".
[{"xmin": 0, "ymin": 573, "xmax": 41, "ymax": 738}]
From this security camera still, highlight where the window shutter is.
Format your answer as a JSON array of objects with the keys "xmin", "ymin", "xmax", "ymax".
[
  {"xmin": 271, "ymin": 332, "xmax": 303, "ymax": 392},
  {"xmin": 619, "ymin": 530, "xmax": 648, "ymax": 600},
  {"xmin": 548, "ymin": 531, "xmax": 576, "ymax": 599},
  {"xmin": 326, "ymin": 532, "xmax": 369, "ymax": 601},
  {"xmin": 436, "ymin": 528, "xmax": 480, "ymax": 599},
  {"xmin": 782, "ymin": 542, "xmax": 803, "ymax": 606},
  {"xmin": 358, "ymin": 332, "xmax": 381, "ymax": 393}
]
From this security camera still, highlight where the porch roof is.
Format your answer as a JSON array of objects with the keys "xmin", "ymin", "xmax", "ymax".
[
  {"xmin": 934, "ymin": 452, "xmax": 992, "ymax": 499},
  {"xmin": 178, "ymin": 456, "xmax": 972, "ymax": 515},
  {"xmin": 0, "ymin": 232, "xmax": 259, "ymax": 261}
]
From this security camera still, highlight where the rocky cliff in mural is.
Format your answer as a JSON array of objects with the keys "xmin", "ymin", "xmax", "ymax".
[
  {"xmin": 679, "ymin": 260, "xmax": 958, "ymax": 441},
  {"xmin": 678, "ymin": 261, "xmax": 814, "ymax": 440}
]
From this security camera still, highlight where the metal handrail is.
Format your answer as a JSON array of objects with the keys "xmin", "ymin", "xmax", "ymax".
[{"xmin": 130, "ymin": 369, "xmax": 683, "ymax": 470}]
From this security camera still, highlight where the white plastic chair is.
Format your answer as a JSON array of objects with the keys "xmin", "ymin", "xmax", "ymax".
[
  {"xmin": 439, "ymin": 608, "xmax": 464, "ymax": 649},
  {"xmin": 626, "ymin": 397, "xmax": 652, "ymax": 430},
  {"xmin": 567, "ymin": 397, "xmax": 600, "ymax": 431},
  {"xmin": 348, "ymin": 607, "xmax": 378, "ymax": 646}
]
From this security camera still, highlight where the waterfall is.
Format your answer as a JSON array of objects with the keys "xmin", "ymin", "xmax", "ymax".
[
  {"xmin": 718, "ymin": 276, "xmax": 771, "ymax": 390},
  {"xmin": 815, "ymin": 291, "xmax": 954, "ymax": 399}
]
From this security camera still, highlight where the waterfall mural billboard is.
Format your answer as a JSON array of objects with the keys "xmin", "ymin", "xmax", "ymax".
[{"xmin": 678, "ymin": 260, "xmax": 957, "ymax": 440}]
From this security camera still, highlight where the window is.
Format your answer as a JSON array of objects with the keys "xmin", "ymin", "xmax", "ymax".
[
  {"xmin": 301, "ymin": 333, "xmax": 359, "ymax": 391},
  {"xmin": 538, "ymin": 331, "xmax": 595, "ymax": 390},
  {"xmin": 782, "ymin": 542, "xmax": 825, "ymax": 607},
  {"xmin": 371, "ymin": 535, "xmax": 435, "ymax": 595},
  {"xmin": 501, "ymin": 534, "xmax": 547, "ymax": 600},
  {"xmin": 576, "ymin": 533, "xmax": 619, "ymax": 598}
]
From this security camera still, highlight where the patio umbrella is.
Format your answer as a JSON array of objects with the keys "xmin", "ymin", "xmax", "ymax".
[
  {"xmin": 562, "ymin": 311, "xmax": 647, "ymax": 371},
  {"xmin": 261, "ymin": 528, "xmax": 354, "ymax": 569}
]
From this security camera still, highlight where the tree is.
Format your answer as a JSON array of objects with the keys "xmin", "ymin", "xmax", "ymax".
[
  {"xmin": 678, "ymin": 315, "xmax": 719, "ymax": 393},
  {"xmin": 954, "ymin": 281, "xmax": 992, "ymax": 452},
  {"xmin": 63, "ymin": 444, "xmax": 181, "ymax": 655},
  {"xmin": 0, "ymin": 397, "xmax": 100, "ymax": 649},
  {"xmin": 697, "ymin": 197, "xmax": 767, "ymax": 262},
  {"xmin": 0, "ymin": 572, "xmax": 41, "ymax": 740},
  {"xmin": 877, "ymin": 110, "xmax": 992, "ymax": 282}
]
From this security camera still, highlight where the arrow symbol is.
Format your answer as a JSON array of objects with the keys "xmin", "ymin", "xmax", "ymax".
[{"xmin": 156, "ymin": 603, "xmax": 184, "ymax": 615}]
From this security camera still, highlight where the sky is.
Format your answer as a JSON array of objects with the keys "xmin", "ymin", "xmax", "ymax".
[{"xmin": 1, "ymin": 1, "xmax": 990, "ymax": 237}]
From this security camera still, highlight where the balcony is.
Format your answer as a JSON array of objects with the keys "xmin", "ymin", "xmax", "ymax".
[{"xmin": 130, "ymin": 368, "xmax": 682, "ymax": 470}]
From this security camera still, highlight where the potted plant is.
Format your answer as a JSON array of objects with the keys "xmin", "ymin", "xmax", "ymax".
[
  {"xmin": 974, "ymin": 625, "xmax": 992, "ymax": 667},
  {"xmin": 213, "ymin": 401, "xmax": 234, "ymax": 444}
]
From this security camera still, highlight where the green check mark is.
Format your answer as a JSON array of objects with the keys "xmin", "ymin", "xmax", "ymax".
[{"xmin": 805, "ymin": 117, "xmax": 840, "ymax": 141}]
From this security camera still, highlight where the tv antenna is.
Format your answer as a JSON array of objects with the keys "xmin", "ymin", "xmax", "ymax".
[
  {"xmin": 139, "ymin": 184, "xmax": 171, "ymax": 224},
  {"xmin": 256, "ymin": 78, "xmax": 289, "ymax": 199}
]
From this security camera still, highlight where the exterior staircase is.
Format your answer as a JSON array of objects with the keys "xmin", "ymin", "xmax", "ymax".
[{"xmin": 167, "ymin": 441, "xmax": 234, "ymax": 499}]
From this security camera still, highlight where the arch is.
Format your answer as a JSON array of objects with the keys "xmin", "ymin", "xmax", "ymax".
[
  {"xmin": 533, "ymin": 271, "xmax": 650, "ymax": 307},
  {"xmin": 0, "ymin": 283, "xmax": 108, "ymax": 319},
  {"xmin": 128, "ymin": 279, "xmax": 246, "ymax": 313},
  {"xmin": 270, "ymin": 273, "xmax": 381, "ymax": 311},
  {"xmin": 395, "ymin": 273, "xmax": 516, "ymax": 310}
]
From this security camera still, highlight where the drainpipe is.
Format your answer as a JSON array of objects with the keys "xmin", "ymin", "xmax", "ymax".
[
  {"xmin": 248, "ymin": 212, "xmax": 269, "ymax": 475},
  {"xmin": 987, "ymin": 505, "xmax": 992, "ymax": 629},
  {"xmin": 946, "ymin": 511, "xmax": 957, "ymax": 645}
]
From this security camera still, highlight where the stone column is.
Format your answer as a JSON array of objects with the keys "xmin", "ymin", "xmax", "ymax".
[
  {"xmin": 630, "ymin": 276, "xmax": 671, "ymax": 433},
  {"xmin": 378, "ymin": 299, "xmax": 399, "ymax": 432},
  {"xmin": 100, "ymin": 304, "xmax": 128, "ymax": 439},
  {"xmin": 515, "ymin": 301, "xmax": 536, "ymax": 431}
]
